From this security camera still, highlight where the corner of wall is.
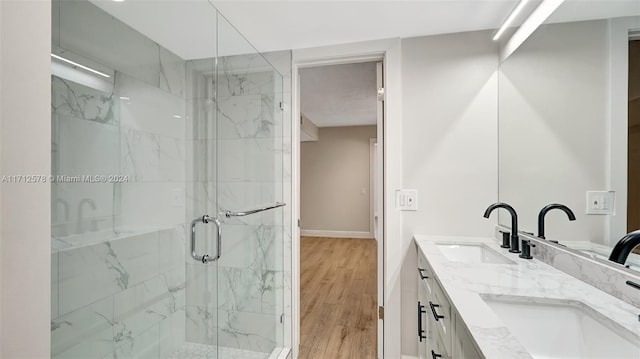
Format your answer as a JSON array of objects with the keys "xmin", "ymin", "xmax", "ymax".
[{"xmin": 0, "ymin": 1, "xmax": 52, "ymax": 357}]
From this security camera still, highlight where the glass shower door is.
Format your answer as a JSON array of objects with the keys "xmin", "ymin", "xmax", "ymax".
[
  {"xmin": 186, "ymin": 9, "xmax": 285, "ymax": 359},
  {"xmin": 213, "ymin": 13, "xmax": 286, "ymax": 358},
  {"xmin": 183, "ymin": 3, "xmax": 220, "ymax": 358}
]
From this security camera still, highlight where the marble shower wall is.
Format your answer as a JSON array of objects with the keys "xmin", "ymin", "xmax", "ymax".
[
  {"xmin": 184, "ymin": 56, "xmax": 219, "ymax": 348},
  {"xmin": 51, "ymin": 227, "xmax": 186, "ymax": 359},
  {"xmin": 184, "ymin": 50, "xmax": 288, "ymax": 353},
  {"xmin": 52, "ymin": 0, "xmax": 187, "ymax": 357},
  {"xmin": 116, "ymin": 70, "xmax": 186, "ymax": 231},
  {"xmin": 51, "ymin": 75, "xmax": 120, "ymax": 239},
  {"xmin": 52, "ymin": 1, "xmax": 293, "ymax": 356},
  {"xmin": 52, "ymin": 0, "xmax": 187, "ymax": 241}
]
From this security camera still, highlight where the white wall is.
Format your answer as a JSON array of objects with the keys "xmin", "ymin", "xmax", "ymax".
[
  {"xmin": 499, "ymin": 20, "xmax": 610, "ymax": 245},
  {"xmin": 0, "ymin": 1, "xmax": 52, "ymax": 358},
  {"xmin": 400, "ymin": 30, "xmax": 499, "ymax": 356},
  {"xmin": 300, "ymin": 125, "xmax": 377, "ymax": 236}
]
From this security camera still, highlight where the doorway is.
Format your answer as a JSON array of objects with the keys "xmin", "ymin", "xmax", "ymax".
[{"xmin": 296, "ymin": 61, "xmax": 383, "ymax": 359}]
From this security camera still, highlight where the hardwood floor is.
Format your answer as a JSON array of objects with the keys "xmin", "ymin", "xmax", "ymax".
[{"xmin": 299, "ymin": 236, "xmax": 377, "ymax": 359}]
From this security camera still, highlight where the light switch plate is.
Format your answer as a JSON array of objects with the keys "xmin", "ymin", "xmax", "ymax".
[
  {"xmin": 396, "ymin": 189, "xmax": 418, "ymax": 211},
  {"xmin": 586, "ymin": 191, "xmax": 615, "ymax": 215}
]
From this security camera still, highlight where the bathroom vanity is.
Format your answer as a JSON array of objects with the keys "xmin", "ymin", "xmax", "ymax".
[{"xmin": 414, "ymin": 235, "xmax": 640, "ymax": 359}]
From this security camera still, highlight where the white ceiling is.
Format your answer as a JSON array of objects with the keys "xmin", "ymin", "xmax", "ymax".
[
  {"xmin": 300, "ymin": 62, "xmax": 378, "ymax": 127},
  {"xmin": 91, "ymin": 0, "xmax": 639, "ymax": 128},
  {"xmin": 91, "ymin": 0, "xmax": 523, "ymax": 59},
  {"xmin": 211, "ymin": 0, "xmax": 520, "ymax": 53},
  {"xmin": 91, "ymin": 1, "xmax": 640, "ymax": 60}
]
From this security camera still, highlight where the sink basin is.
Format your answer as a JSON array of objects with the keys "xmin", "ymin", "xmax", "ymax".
[
  {"xmin": 483, "ymin": 296, "xmax": 640, "ymax": 358},
  {"xmin": 435, "ymin": 243, "xmax": 514, "ymax": 264}
]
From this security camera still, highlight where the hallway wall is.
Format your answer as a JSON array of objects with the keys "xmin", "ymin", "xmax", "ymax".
[{"xmin": 301, "ymin": 125, "xmax": 377, "ymax": 237}]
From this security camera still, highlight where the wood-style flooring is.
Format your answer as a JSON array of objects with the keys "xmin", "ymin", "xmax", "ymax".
[{"xmin": 299, "ymin": 236, "xmax": 377, "ymax": 359}]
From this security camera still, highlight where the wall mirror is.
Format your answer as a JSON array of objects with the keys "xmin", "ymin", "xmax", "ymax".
[{"xmin": 498, "ymin": 0, "xmax": 640, "ymax": 272}]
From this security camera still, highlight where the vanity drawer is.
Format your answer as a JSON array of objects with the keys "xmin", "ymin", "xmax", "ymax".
[
  {"xmin": 430, "ymin": 279, "xmax": 452, "ymax": 355},
  {"xmin": 429, "ymin": 331, "xmax": 452, "ymax": 359},
  {"xmin": 417, "ymin": 251, "xmax": 435, "ymax": 294}
]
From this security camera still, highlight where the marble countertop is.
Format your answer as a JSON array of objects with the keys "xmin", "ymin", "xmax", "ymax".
[{"xmin": 414, "ymin": 235, "xmax": 640, "ymax": 359}]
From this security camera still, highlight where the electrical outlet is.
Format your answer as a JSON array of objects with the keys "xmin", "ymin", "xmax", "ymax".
[
  {"xmin": 396, "ymin": 189, "xmax": 418, "ymax": 211},
  {"xmin": 586, "ymin": 191, "xmax": 615, "ymax": 215}
]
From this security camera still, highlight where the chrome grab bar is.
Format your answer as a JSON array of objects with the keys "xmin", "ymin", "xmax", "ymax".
[
  {"xmin": 224, "ymin": 202, "xmax": 286, "ymax": 218},
  {"xmin": 190, "ymin": 214, "xmax": 221, "ymax": 264}
]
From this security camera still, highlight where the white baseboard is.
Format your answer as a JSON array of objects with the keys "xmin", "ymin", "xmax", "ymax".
[
  {"xmin": 267, "ymin": 347, "xmax": 290, "ymax": 359},
  {"xmin": 300, "ymin": 229, "xmax": 374, "ymax": 239},
  {"xmin": 401, "ymin": 356, "xmax": 419, "ymax": 359}
]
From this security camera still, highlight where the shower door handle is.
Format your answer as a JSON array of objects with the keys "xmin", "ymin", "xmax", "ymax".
[
  {"xmin": 190, "ymin": 215, "xmax": 221, "ymax": 264},
  {"xmin": 224, "ymin": 202, "xmax": 286, "ymax": 218}
]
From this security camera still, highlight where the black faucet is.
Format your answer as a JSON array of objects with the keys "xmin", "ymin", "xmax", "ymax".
[
  {"xmin": 537, "ymin": 204, "xmax": 576, "ymax": 239},
  {"xmin": 519, "ymin": 239, "xmax": 536, "ymax": 259},
  {"xmin": 484, "ymin": 202, "xmax": 520, "ymax": 253},
  {"xmin": 608, "ymin": 230, "xmax": 640, "ymax": 265}
]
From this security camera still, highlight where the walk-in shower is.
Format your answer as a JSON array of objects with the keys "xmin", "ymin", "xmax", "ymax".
[{"xmin": 50, "ymin": 1, "xmax": 291, "ymax": 358}]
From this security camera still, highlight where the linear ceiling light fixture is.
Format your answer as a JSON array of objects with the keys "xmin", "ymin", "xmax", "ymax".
[
  {"xmin": 493, "ymin": 0, "xmax": 531, "ymax": 41},
  {"xmin": 51, "ymin": 54, "xmax": 111, "ymax": 78}
]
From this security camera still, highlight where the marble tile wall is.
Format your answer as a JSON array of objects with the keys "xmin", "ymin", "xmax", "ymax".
[
  {"xmin": 53, "ymin": 2, "xmax": 293, "ymax": 356},
  {"xmin": 51, "ymin": 227, "xmax": 186, "ymax": 359},
  {"xmin": 51, "ymin": 68, "xmax": 187, "ymax": 240},
  {"xmin": 52, "ymin": 0, "xmax": 187, "ymax": 241},
  {"xmin": 51, "ymin": 75, "xmax": 120, "ymax": 238},
  {"xmin": 116, "ymin": 70, "xmax": 186, "ymax": 230},
  {"xmin": 184, "ymin": 50, "xmax": 289, "ymax": 353},
  {"xmin": 217, "ymin": 57, "xmax": 284, "ymax": 353},
  {"xmin": 52, "ymin": 1, "xmax": 188, "ymax": 357}
]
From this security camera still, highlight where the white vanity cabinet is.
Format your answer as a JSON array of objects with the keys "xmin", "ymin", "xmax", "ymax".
[
  {"xmin": 417, "ymin": 247, "xmax": 483, "ymax": 359},
  {"xmin": 452, "ymin": 315, "xmax": 483, "ymax": 359}
]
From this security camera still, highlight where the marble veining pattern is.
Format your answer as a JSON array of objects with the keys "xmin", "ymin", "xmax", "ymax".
[
  {"xmin": 184, "ymin": 47, "xmax": 288, "ymax": 352},
  {"xmin": 53, "ymin": 1, "xmax": 292, "ymax": 357},
  {"xmin": 51, "ymin": 74, "xmax": 120, "ymax": 240},
  {"xmin": 52, "ymin": 75, "xmax": 118, "ymax": 125},
  {"xmin": 414, "ymin": 235, "xmax": 640, "ymax": 359},
  {"xmin": 52, "ymin": 227, "xmax": 186, "ymax": 358},
  {"xmin": 508, "ymin": 228, "xmax": 640, "ymax": 308}
]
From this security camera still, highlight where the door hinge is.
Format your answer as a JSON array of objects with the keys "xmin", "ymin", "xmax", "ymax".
[
  {"xmin": 377, "ymin": 87, "xmax": 385, "ymax": 102},
  {"xmin": 298, "ymin": 219, "xmax": 301, "ymax": 228},
  {"xmin": 279, "ymin": 101, "xmax": 285, "ymax": 111},
  {"xmin": 378, "ymin": 305, "xmax": 384, "ymax": 320}
]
